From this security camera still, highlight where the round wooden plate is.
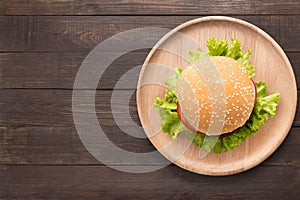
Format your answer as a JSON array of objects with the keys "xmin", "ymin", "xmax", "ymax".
[{"xmin": 136, "ymin": 16, "xmax": 297, "ymax": 176}]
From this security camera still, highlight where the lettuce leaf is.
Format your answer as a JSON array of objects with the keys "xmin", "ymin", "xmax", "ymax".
[
  {"xmin": 157, "ymin": 107, "xmax": 186, "ymax": 139},
  {"xmin": 206, "ymin": 37, "xmax": 228, "ymax": 56},
  {"xmin": 206, "ymin": 37, "xmax": 255, "ymax": 77},
  {"xmin": 238, "ymin": 49, "xmax": 255, "ymax": 77},
  {"xmin": 154, "ymin": 68, "xmax": 192, "ymax": 139},
  {"xmin": 154, "ymin": 90, "xmax": 177, "ymax": 110},
  {"xmin": 225, "ymin": 38, "xmax": 243, "ymax": 59}
]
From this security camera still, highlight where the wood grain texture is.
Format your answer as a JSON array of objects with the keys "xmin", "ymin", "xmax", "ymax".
[
  {"xmin": 0, "ymin": 15, "xmax": 299, "ymax": 52},
  {"xmin": 0, "ymin": 126, "xmax": 156, "ymax": 165},
  {"xmin": 1, "ymin": 0, "xmax": 300, "ymax": 15},
  {"xmin": 1, "ymin": 89, "xmax": 300, "ymax": 127},
  {"xmin": 137, "ymin": 16, "xmax": 297, "ymax": 175},
  {"xmin": 0, "ymin": 165, "xmax": 299, "ymax": 200},
  {"xmin": 0, "ymin": 89, "xmax": 139, "ymax": 127},
  {"xmin": 0, "ymin": 0, "xmax": 299, "ymax": 198},
  {"xmin": 0, "ymin": 125, "xmax": 299, "ymax": 166},
  {"xmin": 0, "ymin": 51, "xmax": 299, "ymax": 89},
  {"xmin": 0, "ymin": 50, "xmax": 148, "ymax": 89}
]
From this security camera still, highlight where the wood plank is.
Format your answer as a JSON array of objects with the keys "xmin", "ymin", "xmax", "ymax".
[
  {"xmin": 0, "ymin": 126, "xmax": 156, "ymax": 165},
  {"xmin": 0, "ymin": 0, "xmax": 299, "ymax": 15},
  {"xmin": 0, "ymin": 52, "xmax": 298, "ymax": 89},
  {"xmin": 1, "ymin": 89, "xmax": 299, "ymax": 127},
  {"xmin": 0, "ymin": 125, "xmax": 299, "ymax": 166},
  {"xmin": 0, "ymin": 1, "xmax": 298, "ymax": 198},
  {"xmin": 0, "ymin": 51, "xmax": 148, "ymax": 89},
  {"xmin": 0, "ymin": 89, "xmax": 140, "ymax": 127},
  {"xmin": 0, "ymin": 15, "xmax": 299, "ymax": 52},
  {"xmin": 0, "ymin": 165, "xmax": 299, "ymax": 199}
]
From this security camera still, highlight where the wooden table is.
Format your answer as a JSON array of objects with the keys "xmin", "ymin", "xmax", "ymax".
[{"xmin": 0, "ymin": 1, "xmax": 299, "ymax": 199}]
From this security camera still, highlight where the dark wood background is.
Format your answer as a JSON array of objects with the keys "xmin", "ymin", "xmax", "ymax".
[{"xmin": 0, "ymin": 0, "xmax": 299, "ymax": 199}]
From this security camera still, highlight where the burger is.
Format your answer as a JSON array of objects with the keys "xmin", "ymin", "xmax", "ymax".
[{"xmin": 154, "ymin": 38, "xmax": 280, "ymax": 153}]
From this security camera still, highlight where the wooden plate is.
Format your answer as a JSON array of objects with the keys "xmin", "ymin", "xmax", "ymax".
[{"xmin": 136, "ymin": 16, "xmax": 297, "ymax": 176}]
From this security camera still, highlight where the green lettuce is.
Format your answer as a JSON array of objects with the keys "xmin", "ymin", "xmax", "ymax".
[
  {"xmin": 206, "ymin": 38, "xmax": 255, "ymax": 77},
  {"xmin": 154, "ymin": 38, "xmax": 280, "ymax": 153},
  {"xmin": 154, "ymin": 69, "xmax": 192, "ymax": 139},
  {"xmin": 206, "ymin": 37, "xmax": 228, "ymax": 56}
]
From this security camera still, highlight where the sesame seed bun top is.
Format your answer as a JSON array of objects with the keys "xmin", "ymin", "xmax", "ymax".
[{"xmin": 176, "ymin": 56, "xmax": 256, "ymax": 135}]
